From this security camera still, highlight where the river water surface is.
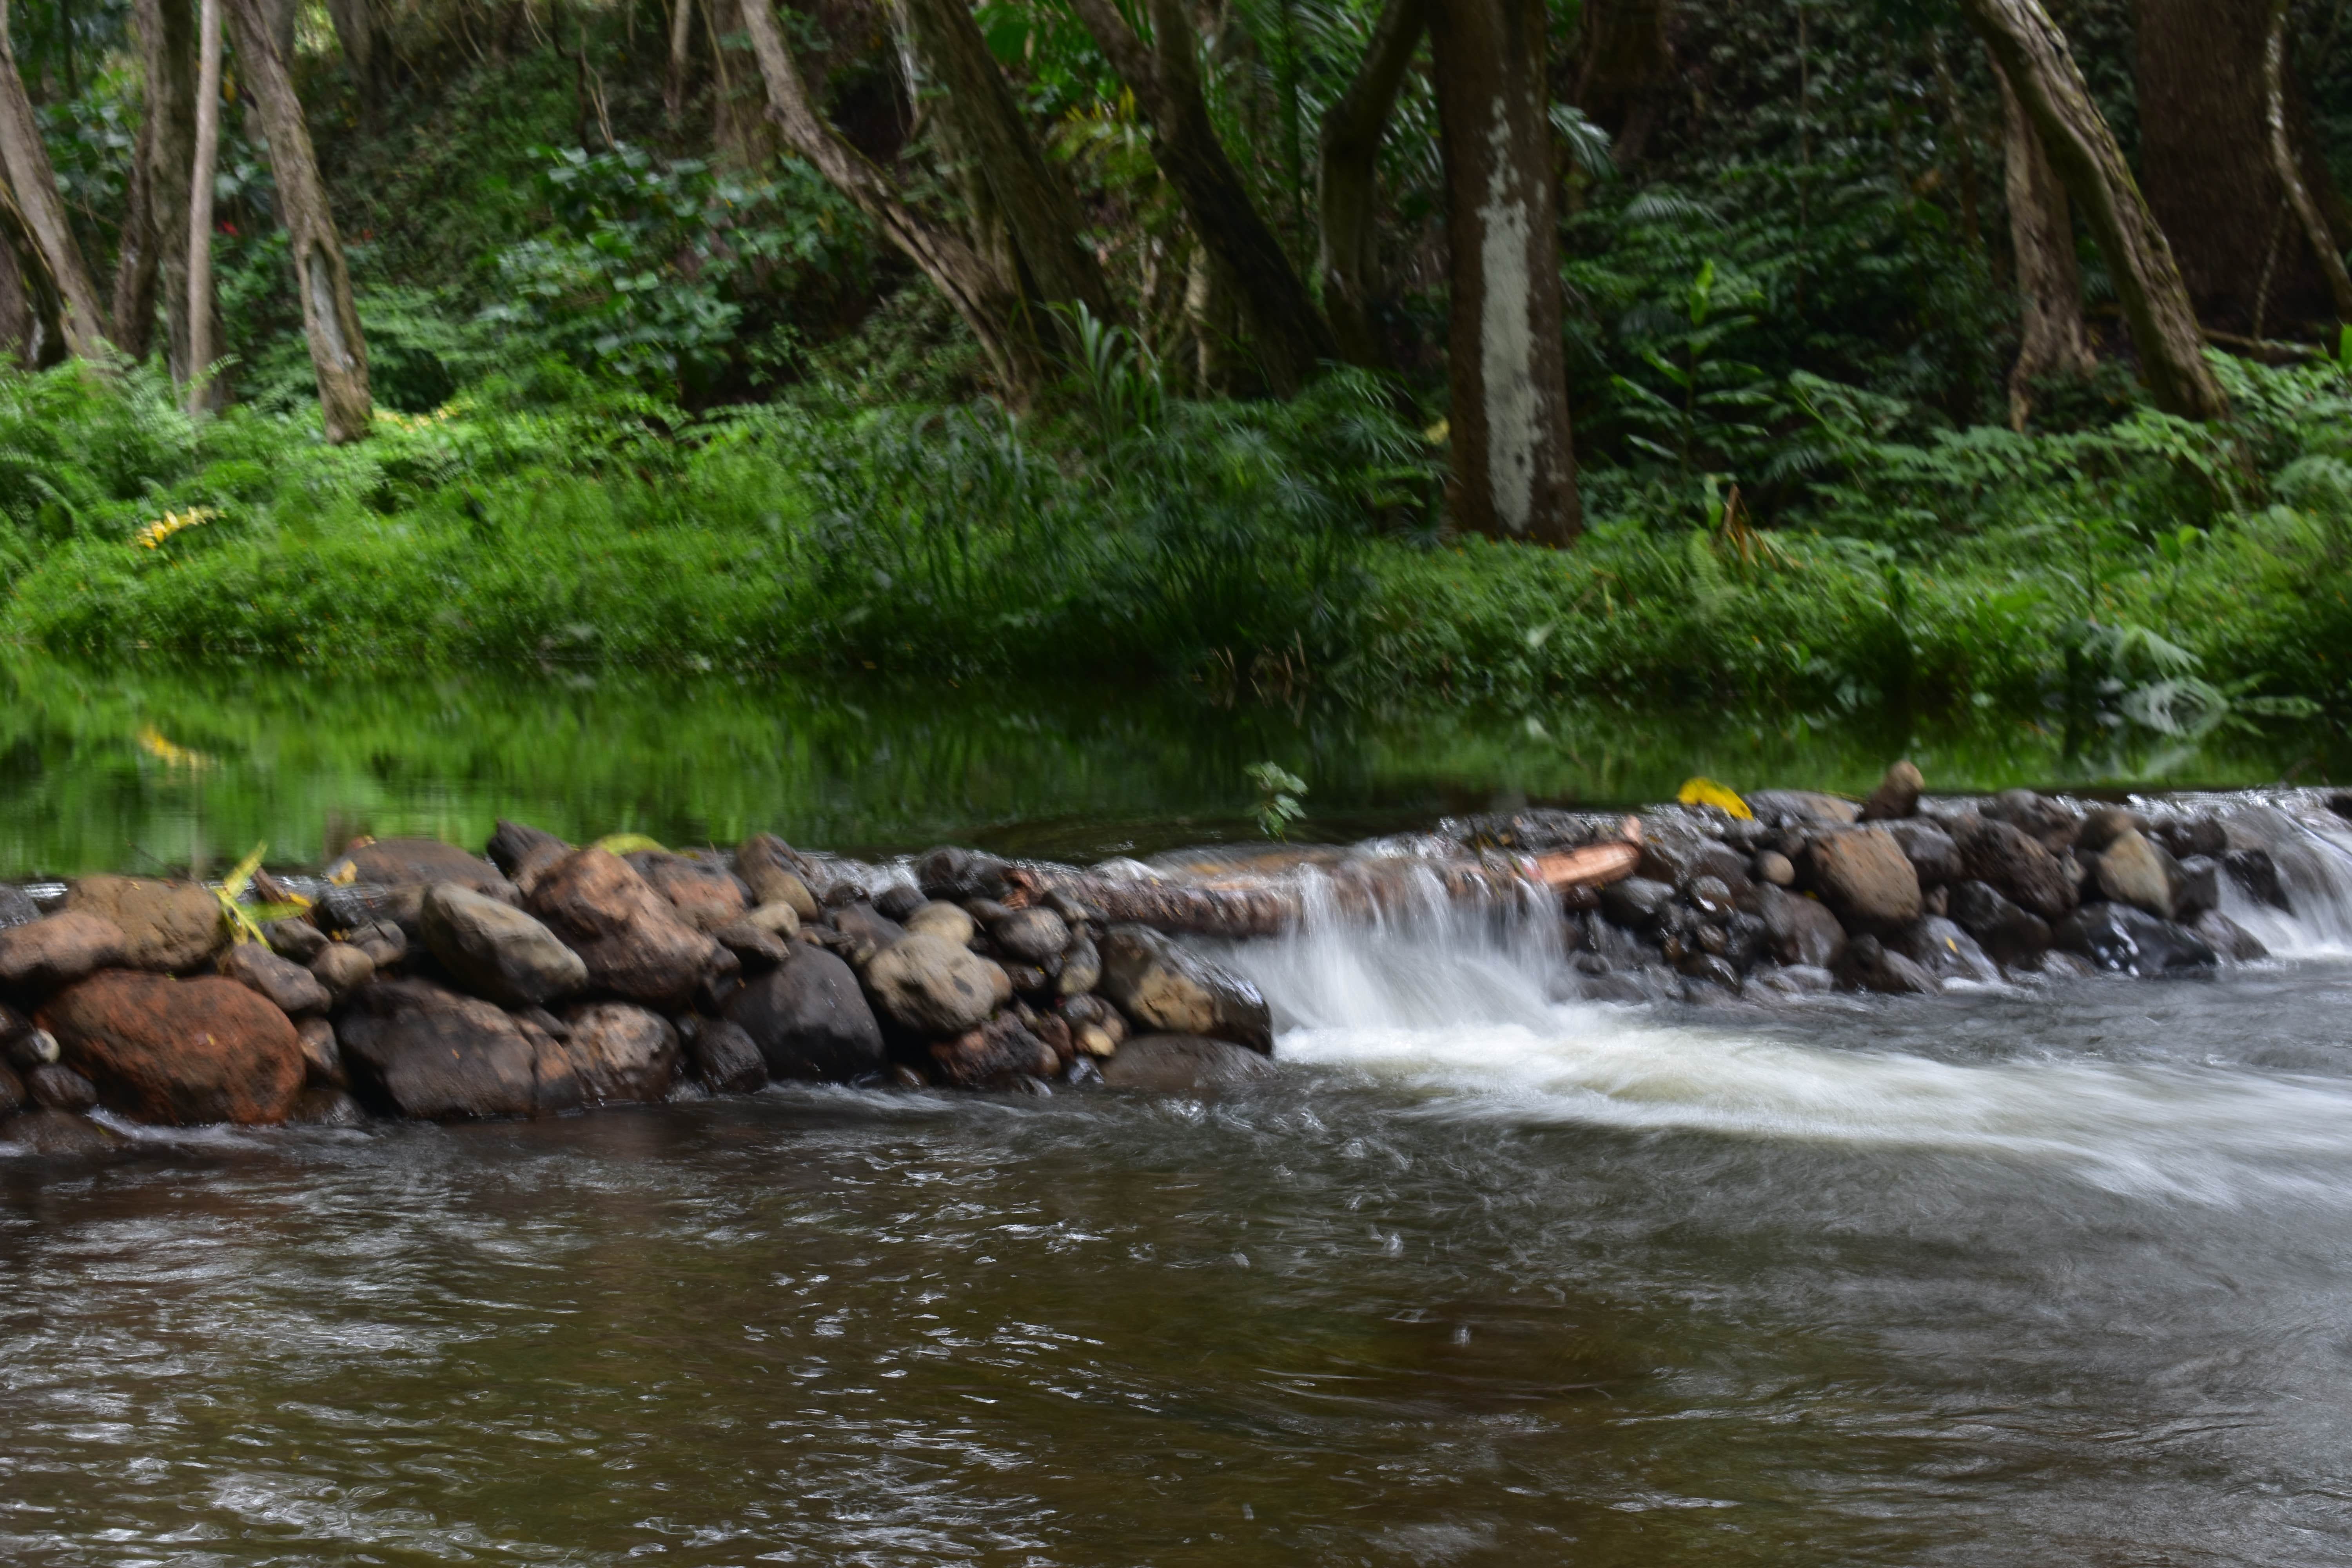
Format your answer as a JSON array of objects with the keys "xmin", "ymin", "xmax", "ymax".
[{"xmin": 5, "ymin": 665, "xmax": 2352, "ymax": 1564}]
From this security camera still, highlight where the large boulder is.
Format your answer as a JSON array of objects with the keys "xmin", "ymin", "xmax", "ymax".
[
  {"xmin": 2223, "ymin": 848, "xmax": 2292, "ymax": 913},
  {"xmin": 217, "ymin": 943, "xmax": 331, "ymax": 1018},
  {"xmin": 1956, "ymin": 818, "xmax": 2079, "ymax": 922},
  {"xmin": 1098, "ymin": 927, "xmax": 1274, "ymax": 1054},
  {"xmin": 722, "ymin": 949, "xmax": 886, "ymax": 1082},
  {"xmin": 992, "ymin": 907, "xmax": 1072, "ymax": 964},
  {"xmin": 625, "ymin": 851, "xmax": 748, "ymax": 934},
  {"xmin": 685, "ymin": 1017, "xmax": 768, "ymax": 1093},
  {"xmin": 1757, "ymin": 886, "xmax": 1847, "ymax": 969},
  {"xmin": 526, "ymin": 847, "xmax": 723, "ymax": 1011},
  {"xmin": 1098, "ymin": 1034, "xmax": 1279, "ymax": 1093},
  {"xmin": 865, "ymin": 933, "xmax": 1010, "ymax": 1036},
  {"xmin": 1806, "ymin": 827, "xmax": 1922, "ymax": 932},
  {"xmin": 556, "ymin": 1003, "xmax": 681, "ymax": 1104},
  {"xmin": 0, "ymin": 913, "xmax": 127, "ymax": 993},
  {"xmin": 903, "ymin": 902, "xmax": 976, "ymax": 945},
  {"xmin": 327, "ymin": 837, "xmax": 519, "ymax": 902},
  {"xmin": 2192, "ymin": 909, "xmax": 2269, "ymax": 962},
  {"xmin": 1883, "ymin": 820, "xmax": 1962, "ymax": 887},
  {"xmin": 419, "ymin": 882, "xmax": 587, "ymax": 1007},
  {"xmin": 2091, "ymin": 829, "xmax": 2179, "ymax": 919},
  {"xmin": 2053, "ymin": 903, "xmax": 2217, "ymax": 976},
  {"xmin": 62, "ymin": 876, "xmax": 222, "ymax": 972},
  {"xmin": 42, "ymin": 970, "xmax": 303, "ymax": 1125},
  {"xmin": 1946, "ymin": 879, "xmax": 2053, "ymax": 964},
  {"xmin": 337, "ymin": 978, "xmax": 573, "ymax": 1120}
]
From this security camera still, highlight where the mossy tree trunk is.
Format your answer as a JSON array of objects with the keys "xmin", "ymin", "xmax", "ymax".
[
  {"xmin": 1316, "ymin": 0, "xmax": 1428, "ymax": 370},
  {"xmin": 1996, "ymin": 61, "xmax": 2094, "ymax": 428},
  {"xmin": 0, "ymin": 0, "xmax": 109, "ymax": 358}
]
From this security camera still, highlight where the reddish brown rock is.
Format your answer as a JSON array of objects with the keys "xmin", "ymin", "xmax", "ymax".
[
  {"xmin": 0, "ymin": 913, "xmax": 127, "ymax": 992},
  {"xmin": 63, "ymin": 876, "xmax": 224, "ymax": 972},
  {"xmin": 626, "ymin": 851, "xmax": 748, "ymax": 933},
  {"xmin": 557, "ymin": 1002, "xmax": 682, "ymax": 1104},
  {"xmin": 527, "ymin": 847, "xmax": 722, "ymax": 1010},
  {"xmin": 42, "ymin": 970, "xmax": 303, "ymax": 1125},
  {"xmin": 337, "ymin": 978, "xmax": 574, "ymax": 1120}
]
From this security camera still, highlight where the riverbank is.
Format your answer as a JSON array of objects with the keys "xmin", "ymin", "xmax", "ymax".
[{"xmin": 0, "ymin": 765, "xmax": 2310, "ymax": 1156}]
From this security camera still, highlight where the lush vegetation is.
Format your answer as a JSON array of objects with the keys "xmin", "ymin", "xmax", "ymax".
[{"xmin": 3, "ymin": 0, "xmax": 2351, "ymax": 750}]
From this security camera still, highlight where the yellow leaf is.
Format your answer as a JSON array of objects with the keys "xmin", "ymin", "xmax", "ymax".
[{"xmin": 1676, "ymin": 777, "xmax": 1754, "ymax": 820}]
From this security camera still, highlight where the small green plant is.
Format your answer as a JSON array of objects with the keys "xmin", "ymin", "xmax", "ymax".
[{"xmin": 1246, "ymin": 762, "xmax": 1306, "ymax": 841}]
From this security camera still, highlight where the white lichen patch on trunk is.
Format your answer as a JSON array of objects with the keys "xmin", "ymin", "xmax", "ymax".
[{"xmin": 1477, "ymin": 103, "xmax": 1537, "ymax": 536}]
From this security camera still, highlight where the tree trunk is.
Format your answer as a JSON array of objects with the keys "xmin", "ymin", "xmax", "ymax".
[
  {"xmin": 1065, "ymin": 0, "xmax": 1337, "ymax": 394},
  {"xmin": 2135, "ymin": 0, "xmax": 2348, "ymax": 336},
  {"xmin": 738, "ymin": 0, "xmax": 1042, "ymax": 396},
  {"xmin": 1316, "ymin": 0, "xmax": 1427, "ymax": 370},
  {"xmin": 1430, "ymin": 0, "xmax": 1581, "ymax": 546},
  {"xmin": 663, "ymin": 0, "xmax": 692, "ymax": 126},
  {"xmin": 1577, "ymin": 0, "xmax": 1671, "ymax": 170},
  {"xmin": 0, "ymin": 0, "xmax": 109, "ymax": 357},
  {"xmin": 0, "ymin": 176, "xmax": 66, "ymax": 366},
  {"xmin": 1957, "ymin": 0, "xmax": 2227, "ymax": 421},
  {"xmin": 1996, "ymin": 62, "xmax": 2093, "ymax": 428},
  {"xmin": 110, "ymin": 100, "xmax": 160, "ymax": 360},
  {"xmin": 900, "ymin": 0, "xmax": 1111, "ymax": 328},
  {"xmin": 142, "ymin": 0, "xmax": 198, "ymax": 382},
  {"xmin": 2265, "ymin": 0, "xmax": 2352, "ymax": 325},
  {"xmin": 224, "ymin": 0, "xmax": 373, "ymax": 441},
  {"xmin": 321, "ymin": 0, "xmax": 379, "ymax": 125},
  {"xmin": 186, "ymin": 0, "xmax": 221, "ymax": 407}
]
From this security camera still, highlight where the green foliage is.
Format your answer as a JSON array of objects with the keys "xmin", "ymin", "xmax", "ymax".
[{"xmin": 1246, "ymin": 761, "xmax": 1307, "ymax": 840}]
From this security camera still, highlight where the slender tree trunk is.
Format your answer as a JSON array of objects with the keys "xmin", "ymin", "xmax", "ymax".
[
  {"xmin": 738, "ymin": 0, "xmax": 1038, "ymax": 396},
  {"xmin": 2135, "ymin": 0, "xmax": 2348, "ymax": 335},
  {"xmin": 900, "ymin": 0, "xmax": 1111, "ymax": 331},
  {"xmin": 186, "ymin": 0, "xmax": 222, "ymax": 407},
  {"xmin": 663, "ymin": 0, "xmax": 692, "ymax": 126},
  {"xmin": 1956, "ymin": 0, "xmax": 2227, "ymax": 421},
  {"xmin": 1316, "ymin": 0, "xmax": 1426, "ymax": 370},
  {"xmin": 224, "ymin": 0, "xmax": 372, "ymax": 440},
  {"xmin": 1065, "ymin": 0, "xmax": 1337, "ymax": 394},
  {"xmin": 143, "ymin": 0, "xmax": 198, "ymax": 381},
  {"xmin": 322, "ymin": 0, "xmax": 379, "ymax": 127},
  {"xmin": 111, "ymin": 102, "xmax": 160, "ymax": 359},
  {"xmin": 2265, "ymin": 0, "xmax": 2352, "ymax": 325},
  {"xmin": 0, "ymin": 0, "xmax": 109, "ymax": 356},
  {"xmin": 1430, "ymin": 0, "xmax": 1580, "ymax": 546},
  {"xmin": 1996, "ymin": 63, "xmax": 2092, "ymax": 428},
  {"xmin": 1577, "ymin": 0, "xmax": 1671, "ymax": 170},
  {"xmin": 0, "ymin": 176, "xmax": 65, "ymax": 365}
]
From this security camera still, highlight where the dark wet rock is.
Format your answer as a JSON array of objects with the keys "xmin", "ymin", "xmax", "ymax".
[
  {"xmin": 1980, "ymin": 789, "xmax": 2080, "ymax": 852},
  {"xmin": 4, "ymin": 1022, "xmax": 56, "ymax": 1068},
  {"xmin": 25, "ymin": 1061, "xmax": 97, "ymax": 1113},
  {"xmin": 2173, "ymin": 857, "xmax": 2222, "ymax": 923},
  {"xmin": 1858, "ymin": 760, "xmax": 1924, "ymax": 822},
  {"xmin": 1600, "ymin": 877, "xmax": 1675, "ymax": 930},
  {"xmin": 1058, "ymin": 993, "xmax": 1127, "ymax": 1058},
  {"xmin": 1572, "ymin": 969, "xmax": 1653, "ymax": 1004},
  {"xmin": 2192, "ymin": 909, "xmax": 2269, "ymax": 962},
  {"xmin": 420, "ymin": 882, "xmax": 587, "ymax": 1007},
  {"xmin": 1956, "ymin": 817, "xmax": 2079, "ymax": 922},
  {"xmin": 2074, "ymin": 806, "xmax": 2144, "ymax": 857},
  {"xmin": 338, "ymin": 979, "xmax": 573, "ymax": 1120},
  {"xmin": 903, "ymin": 902, "xmax": 976, "ymax": 945},
  {"xmin": 1676, "ymin": 953, "xmax": 1742, "ymax": 993},
  {"xmin": 515, "ymin": 1005, "xmax": 570, "ymax": 1040},
  {"xmin": 1001, "ymin": 960, "xmax": 1054, "ymax": 998},
  {"xmin": 930, "ymin": 1015, "xmax": 1056, "ymax": 1088},
  {"xmin": 712, "ymin": 919, "xmax": 793, "ymax": 969},
  {"xmin": 1746, "ymin": 790, "xmax": 1861, "ymax": 827},
  {"xmin": 626, "ymin": 851, "xmax": 750, "ymax": 934},
  {"xmin": 263, "ymin": 917, "xmax": 328, "ymax": 964},
  {"xmin": 826, "ymin": 903, "xmax": 907, "ymax": 970},
  {"xmin": 218, "ymin": 942, "xmax": 332, "ymax": 1018},
  {"xmin": 1807, "ymin": 827, "xmax": 1922, "ymax": 932},
  {"xmin": 0, "ymin": 883, "xmax": 37, "ymax": 930},
  {"xmin": 329, "ymin": 838, "xmax": 519, "ymax": 904},
  {"xmin": 296, "ymin": 1016, "xmax": 345, "ymax": 1088},
  {"xmin": 2029, "ymin": 950, "xmax": 2099, "ymax": 981},
  {"xmin": 2053, "ymin": 903, "xmax": 2217, "ymax": 976},
  {"xmin": 0, "ymin": 1109, "xmax": 127, "ymax": 1156},
  {"xmin": 993, "ymin": 906, "xmax": 1072, "ymax": 964},
  {"xmin": 314, "ymin": 883, "xmax": 427, "ymax": 940},
  {"xmin": 1056, "ymin": 936, "xmax": 1102, "ymax": 998},
  {"xmin": 2156, "ymin": 815, "xmax": 2229, "ymax": 861},
  {"xmin": 913, "ymin": 845, "xmax": 1013, "ymax": 904},
  {"xmin": 62, "ymin": 876, "xmax": 225, "ymax": 973},
  {"xmin": 286, "ymin": 1086, "xmax": 367, "ymax": 1126},
  {"xmin": 686, "ymin": 1017, "xmax": 768, "ymax": 1093},
  {"xmin": 1895, "ymin": 916, "xmax": 2002, "ymax": 985},
  {"xmin": 1098, "ymin": 927, "xmax": 1274, "ymax": 1054},
  {"xmin": 43, "ymin": 970, "xmax": 303, "ymax": 1125},
  {"xmin": 736, "ymin": 835, "xmax": 822, "ymax": 920},
  {"xmin": 1946, "ymin": 880, "xmax": 2054, "ymax": 963},
  {"xmin": 871, "ymin": 884, "xmax": 927, "ymax": 923},
  {"xmin": 0, "ymin": 1061, "xmax": 20, "ymax": 1114},
  {"xmin": 1922, "ymin": 885, "xmax": 1949, "ymax": 918},
  {"xmin": 485, "ymin": 820, "xmax": 574, "ymax": 895},
  {"xmin": 556, "ymin": 1003, "xmax": 681, "ymax": 1105},
  {"xmin": 0, "ymin": 913, "xmax": 127, "ymax": 993},
  {"xmin": 2223, "ymin": 848, "xmax": 2291, "ymax": 913},
  {"xmin": 723, "ymin": 949, "xmax": 886, "ymax": 1082},
  {"xmin": 1884, "ymin": 820, "xmax": 1962, "ymax": 887},
  {"xmin": 1753, "ymin": 850, "xmax": 1795, "ymax": 887},
  {"xmin": 1836, "ymin": 935, "xmax": 1940, "ymax": 995},
  {"xmin": 1096, "ymin": 1033, "xmax": 1278, "ymax": 1093},
  {"xmin": 0, "ymin": 999, "xmax": 28, "ymax": 1051},
  {"xmin": 1757, "ymin": 886, "xmax": 1847, "ymax": 969},
  {"xmin": 2092, "ymin": 829, "xmax": 2180, "ymax": 919},
  {"xmin": 309, "ymin": 942, "xmax": 376, "ymax": 1000},
  {"xmin": 352, "ymin": 920, "xmax": 409, "ymax": 970},
  {"xmin": 528, "ymin": 847, "xmax": 724, "ymax": 1012},
  {"xmin": 1688, "ymin": 876, "xmax": 1734, "ymax": 918},
  {"xmin": 1749, "ymin": 964, "xmax": 1836, "ymax": 998},
  {"xmin": 865, "ymin": 933, "xmax": 1011, "ymax": 1036}
]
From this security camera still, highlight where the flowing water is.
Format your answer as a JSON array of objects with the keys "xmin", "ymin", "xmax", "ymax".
[{"xmin": 7, "ymin": 663, "xmax": 2352, "ymax": 1564}]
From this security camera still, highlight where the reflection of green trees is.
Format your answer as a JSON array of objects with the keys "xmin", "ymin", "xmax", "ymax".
[{"xmin": 0, "ymin": 652, "xmax": 2334, "ymax": 878}]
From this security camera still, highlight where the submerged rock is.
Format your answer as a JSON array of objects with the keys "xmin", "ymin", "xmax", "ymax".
[
  {"xmin": 1096, "ymin": 1033, "xmax": 1278, "ymax": 1093},
  {"xmin": 2224, "ymin": 848, "xmax": 2292, "ymax": 913},
  {"xmin": 1836, "ymin": 936, "xmax": 1940, "ymax": 995},
  {"xmin": 2052, "ymin": 903, "xmax": 2217, "ymax": 976},
  {"xmin": 2191, "ymin": 909, "xmax": 2269, "ymax": 962},
  {"xmin": 43, "ymin": 970, "xmax": 304, "ymax": 1125},
  {"xmin": 0, "ymin": 1108, "xmax": 128, "ymax": 1156},
  {"xmin": 1895, "ymin": 915, "xmax": 2002, "ymax": 985},
  {"xmin": 25, "ymin": 1061, "xmax": 98, "ymax": 1113}
]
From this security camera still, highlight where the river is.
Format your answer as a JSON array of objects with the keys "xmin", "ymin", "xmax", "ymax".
[{"xmin": 4, "ymin": 662, "xmax": 2351, "ymax": 1563}]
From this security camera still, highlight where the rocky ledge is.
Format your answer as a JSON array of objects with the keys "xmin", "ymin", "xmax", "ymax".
[{"xmin": 0, "ymin": 762, "xmax": 2296, "ymax": 1155}]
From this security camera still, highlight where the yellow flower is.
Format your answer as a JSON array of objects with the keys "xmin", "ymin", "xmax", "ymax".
[{"xmin": 133, "ymin": 507, "xmax": 221, "ymax": 549}]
